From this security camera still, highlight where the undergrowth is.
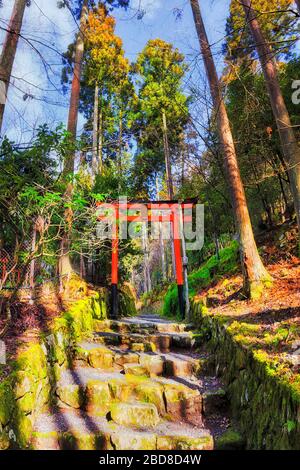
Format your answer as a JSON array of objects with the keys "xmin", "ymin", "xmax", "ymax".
[{"xmin": 162, "ymin": 241, "xmax": 239, "ymax": 319}]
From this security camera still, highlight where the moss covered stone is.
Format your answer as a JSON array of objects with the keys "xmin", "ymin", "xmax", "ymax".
[
  {"xmin": 13, "ymin": 371, "xmax": 36, "ymax": 399},
  {"xmin": 56, "ymin": 384, "xmax": 85, "ymax": 409},
  {"xmin": 157, "ymin": 435, "xmax": 213, "ymax": 450},
  {"xmin": 189, "ymin": 296, "xmax": 300, "ymax": 449},
  {"xmin": 139, "ymin": 354, "xmax": 164, "ymax": 376},
  {"xmin": 164, "ymin": 358, "xmax": 193, "ymax": 378},
  {"xmin": 59, "ymin": 431, "xmax": 108, "ymax": 450},
  {"xmin": 108, "ymin": 378, "xmax": 132, "ymax": 402},
  {"xmin": 131, "ymin": 343, "xmax": 145, "ymax": 352},
  {"xmin": 119, "ymin": 283, "xmax": 137, "ymax": 317},
  {"xmin": 162, "ymin": 382, "xmax": 202, "ymax": 424},
  {"xmin": 110, "ymin": 402, "xmax": 160, "ymax": 428},
  {"xmin": 31, "ymin": 431, "xmax": 60, "ymax": 450},
  {"xmin": 109, "ymin": 375, "xmax": 152, "ymax": 404},
  {"xmin": 0, "ymin": 430, "xmax": 10, "ymax": 450},
  {"xmin": 0, "ymin": 381, "xmax": 15, "ymax": 426},
  {"xmin": 133, "ymin": 382, "xmax": 165, "ymax": 415},
  {"xmin": 11, "ymin": 410, "xmax": 34, "ymax": 448},
  {"xmin": 15, "ymin": 344, "xmax": 48, "ymax": 380},
  {"xmin": 215, "ymin": 429, "xmax": 245, "ymax": 450},
  {"xmin": 85, "ymin": 380, "xmax": 111, "ymax": 415},
  {"xmin": 111, "ymin": 432, "xmax": 156, "ymax": 450},
  {"xmin": 124, "ymin": 364, "xmax": 150, "ymax": 377},
  {"xmin": 114, "ymin": 352, "xmax": 139, "ymax": 366},
  {"xmin": 34, "ymin": 378, "xmax": 51, "ymax": 413},
  {"xmin": 16, "ymin": 392, "xmax": 35, "ymax": 414},
  {"xmin": 162, "ymin": 382, "xmax": 199, "ymax": 403},
  {"xmin": 88, "ymin": 347, "xmax": 114, "ymax": 369}
]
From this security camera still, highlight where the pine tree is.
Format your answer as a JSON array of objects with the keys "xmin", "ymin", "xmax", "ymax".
[
  {"xmin": 0, "ymin": 0, "xmax": 28, "ymax": 134},
  {"xmin": 240, "ymin": 0, "xmax": 300, "ymax": 246},
  {"xmin": 190, "ymin": 0, "xmax": 271, "ymax": 298},
  {"xmin": 136, "ymin": 39, "xmax": 189, "ymax": 199}
]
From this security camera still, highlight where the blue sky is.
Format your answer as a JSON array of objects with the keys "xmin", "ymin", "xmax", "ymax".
[{"xmin": 0, "ymin": 0, "xmax": 230, "ymax": 143}]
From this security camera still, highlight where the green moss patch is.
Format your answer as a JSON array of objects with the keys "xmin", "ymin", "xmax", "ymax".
[
  {"xmin": 163, "ymin": 242, "xmax": 239, "ymax": 318},
  {"xmin": 215, "ymin": 428, "xmax": 245, "ymax": 450}
]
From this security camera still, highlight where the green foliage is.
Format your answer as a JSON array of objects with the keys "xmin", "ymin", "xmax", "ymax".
[
  {"xmin": 224, "ymin": 0, "xmax": 298, "ymax": 62},
  {"xmin": 163, "ymin": 241, "xmax": 239, "ymax": 318},
  {"xmin": 284, "ymin": 420, "xmax": 296, "ymax": 433},
  {"xmin": 132, "ymin": 39, "xmax": 189, "ymax": 196}
]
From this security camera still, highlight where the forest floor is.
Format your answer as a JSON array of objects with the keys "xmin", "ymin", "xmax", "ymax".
[
  {"xmin": 194, "ymin": 221, "xmax": 300, "ymax": 389},
  {"xmin": 196, "ymin": 220, "xmax": 300, "ymax": 330}
]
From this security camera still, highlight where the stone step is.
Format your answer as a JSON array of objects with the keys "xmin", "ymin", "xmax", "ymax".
[
  {"xmin": 32, "ymin": 409, "xmax": 214, "ymax": 450},
  {"xmin": 54, "ymin": 367, "xmax": 203, "ymax": 425},
  {"xmin": 110, "ymin": 402, "xmax": 160, "ymax": 428},
  {"xmin": 75, "ymin": 342, "xmax": 203, "ymax": 378},
  {"xmin": 94, "ymin": 317, "xmax": 193, "ymax": 335},
  {"xmin": 92, "ymin": 331, "xmax": 195, "ymax": 353}
]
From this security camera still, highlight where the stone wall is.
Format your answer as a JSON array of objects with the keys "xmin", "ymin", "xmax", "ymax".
[
  {"xmin": 190, "ymin": 298, "xmax": 300, "ymax": 450},
  {"xmin": 0, "ymin": 285, "xmax": 136, "ymax": 450}
]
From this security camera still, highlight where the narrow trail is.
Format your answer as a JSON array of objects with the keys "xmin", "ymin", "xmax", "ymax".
[{"xmin": 32, "ymin": 314, "xmax": 232, "ymax": 450}]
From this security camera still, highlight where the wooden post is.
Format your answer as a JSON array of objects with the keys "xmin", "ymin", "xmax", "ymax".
[
  {"xmin": 172, "ymin": 208, "xmax": 185, "ymax": 319},
  {"xmin": 178, "ymin": 203, "xmax": 190, "ymax": 322}
]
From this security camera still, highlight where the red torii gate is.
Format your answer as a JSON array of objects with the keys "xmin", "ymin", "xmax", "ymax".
[{"xmin": 97, "ymin": 199, "xmax": 196, "ymax": 319}]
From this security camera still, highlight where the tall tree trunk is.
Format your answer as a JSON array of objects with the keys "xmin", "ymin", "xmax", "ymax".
[
  {"xmin": 190, "ymin": 0, "xmax": 271, "ymax": 298},
  {"xmin": 92, "ymin": 82, "xmax": 99, "ymax": 176},
  {"xmin": 59, "ymin": 0, "xmax": 88, "ymax": 278},
  {"xmin": 98, "ymin": 90, "xmax": 103, "ymax": 175},
  {"xmin": 118, "ymin": 110, "xmax": 123, "ymax": 180},
  {"xmin": 162, "ymin": 110, "xmax": 174, "ymax": 199},
  {"xmin": 29, "ymin": 225, "xmax": 37, "ymax": 305},
  {"xmin": 241, "ymin": 0, "xmax": 300, "ymax": 244},
  {"xmin": 156, "ymin": 176, "xmax": 167, "ymax": 281},
  {"xmin": 63, "ymin": 0, "xmax": 88, "ymax": 176},
  {"xmin": 0, "ymin": 0, "xmax": 27, "ymax": 134}
]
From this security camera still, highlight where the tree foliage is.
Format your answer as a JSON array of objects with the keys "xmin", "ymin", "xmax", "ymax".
[
  {"xmin": 224, "ymin": 0, "xmax": 298, "ymax": 64},
  {"xmin": 133, "ymin": 39, "xmax": 189, "ymax": 195}
]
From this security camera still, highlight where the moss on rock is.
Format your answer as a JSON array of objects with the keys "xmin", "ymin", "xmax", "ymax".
[
  {"xmin": 15, "ymin": 344, "xmax": 48, "ymax": 381},
  {"xmin": 215, "ymin": 428, "xmax": 245, "ymax": 450},
  {"xmin": 157, "ymin": 435, "xmax": 213, "ymax": 450},
  {"xmin": 110, "ymin": 402, "xmax": 160, "ymax": 428},
  {"xmin": 85, "ymin": 380, "xmax": 111, "ymax": 415},
  {"xmin": 111, "ymin": 432, "xmax": 156, "ymax": 450},
  {"xmin": 0, "ymin": 430, "xmax": 10, "ymax": 450},
  {"xmin": 11, "ymin": 410, "xmax": 34, "ymax": 448},
  {"xmin": 134, "ymin": 382, "xmax": 165, "ymax": 415},
  {"xmin": 0, "ymin": 381, "xmax": 15, "ymax": 426},
  {"xmin": 56, "ymin": 384, "xmax": 85, "ymax": 409},
  {"xmin": 190, "ymin": 295, "xmax": 300, "ymax": 450},
  {"xmin": 88, "ymin": 347, "xmax": 114, "ymax": 369},
  {"xmin": 59, "ymin": 431, "xmax": 108, "ymax": 450},
  {"xmin": 123, "ymin": 364, "xmax": 150, "ymax": 377}
]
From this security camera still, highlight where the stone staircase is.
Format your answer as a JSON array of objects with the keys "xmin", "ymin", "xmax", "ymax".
[{"xmin": 32, "ymin": 315, "xmax": 224, "ymax": 450}]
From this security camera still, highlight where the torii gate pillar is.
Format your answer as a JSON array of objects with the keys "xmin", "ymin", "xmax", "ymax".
[{"xmin": 173, "ymin": 207, "xmax": 185, "ymax": 319}]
